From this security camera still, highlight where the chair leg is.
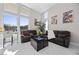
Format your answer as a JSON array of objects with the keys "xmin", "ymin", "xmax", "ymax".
[
  {"xmin": 3, "ymin": 38, "xmax": 5, "ymax": 48},
  {"xmin": 11, "ymin": 37, "xmax": 13, "ymax": 46}
]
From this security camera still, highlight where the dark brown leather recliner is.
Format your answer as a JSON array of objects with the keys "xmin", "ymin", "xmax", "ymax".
[
  {"xmin": 49, "ymin": 30, "xmax": 71, "ymax": 48},
  {"xmin": 21, "ymin": 30, "xmax": 37, "ymax": 43}
]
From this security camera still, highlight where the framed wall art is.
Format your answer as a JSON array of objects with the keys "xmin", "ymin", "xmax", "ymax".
[
  {"xmin": 63, "ymin": 10, "xmax": 73, "ymax": 23},
  {"xmin": 34, "ymin": 18, "xmax": 40, "ymax": 26},
  {"xmin": 51, "ymin": 15, "xmax": 57, "ymax": 24}
]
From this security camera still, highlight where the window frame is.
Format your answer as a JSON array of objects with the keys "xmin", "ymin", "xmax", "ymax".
[
  {"xmin": 3, "ymin": 12, "xmax": 17, "ymax": 31},
  {"xmin": 20, "ymin": 15, "xmax": 30, "ymax": 31}
]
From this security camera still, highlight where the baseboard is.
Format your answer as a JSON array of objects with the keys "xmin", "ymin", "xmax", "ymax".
[{"xmin": 70, "ymin": 42, "xmax": 79, "ymax": 48}]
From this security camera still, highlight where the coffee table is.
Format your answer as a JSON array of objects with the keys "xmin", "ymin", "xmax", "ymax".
[{"xmin": 31, "ymin": 36, "xmax": 48, "ymax": 51}]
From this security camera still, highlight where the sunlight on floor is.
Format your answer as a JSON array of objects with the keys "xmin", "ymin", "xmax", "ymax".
[
  {"xmin": 4, "ymin": 49, "xmax": 18, "ymax": 55},
  {"xmin": 0, "ymin": 42, "xmax": 79, "ymax": 55}
]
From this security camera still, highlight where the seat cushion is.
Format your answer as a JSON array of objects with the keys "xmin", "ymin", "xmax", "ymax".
[{"xmin": 23, "ymin": 31, "xmax": 30, "ymax": 36}]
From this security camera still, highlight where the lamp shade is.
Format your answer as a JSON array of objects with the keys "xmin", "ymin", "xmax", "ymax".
[{"xmin": 0, "ymin": 26, "xmax": 4, "ymax": 32}]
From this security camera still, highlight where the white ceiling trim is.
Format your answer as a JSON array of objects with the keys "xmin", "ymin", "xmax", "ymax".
[{"xmin": 22, "ymin": 3, "xmax": 56, "ymax": 13}]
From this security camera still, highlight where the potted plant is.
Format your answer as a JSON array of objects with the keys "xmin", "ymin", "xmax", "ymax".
[{"xmin": 37, "ymin": 21, "xmax": 46, "ymax": 36}]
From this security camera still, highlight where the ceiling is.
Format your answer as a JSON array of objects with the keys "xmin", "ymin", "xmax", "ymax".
[{"xmin": 22, "ymin": 3, "xmax": 55, "ymax": 13}]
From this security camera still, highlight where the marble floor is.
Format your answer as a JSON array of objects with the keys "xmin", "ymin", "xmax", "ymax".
[{"xmin": 0, "ymin": 42, "xmax": 79, "ymax": 55}]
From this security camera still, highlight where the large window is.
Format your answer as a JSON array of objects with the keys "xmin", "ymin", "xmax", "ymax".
[
  {"xmin": 4, "ymin": 13, "xmax": 17, "ymax": 32},
  {"xmin": 43, "ymin": 12, "xmax": 48, "ymax": 30},
  {"xmin": 20, "ymin": 16, "xmax": 29, "ymax": 31},
  {"xmin": 45, "ymin": 20, "xmax": 48, "ymax": 30}
]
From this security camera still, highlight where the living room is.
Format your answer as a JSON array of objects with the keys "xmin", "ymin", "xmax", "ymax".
[{"xmin": 0, "ymin": 3, "xmax": 79, "ymax": 55}]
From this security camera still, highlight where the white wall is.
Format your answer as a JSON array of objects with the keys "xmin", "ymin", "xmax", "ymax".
[
  {"xmin": 19, "ymin": 4, "xmax": 42, "ymax": 30},
  {"xmin": 0, "ymin": 3, "xmax": 42, "ymax": 45},
  {"xmin": 0, "ymin": 3, "xmax": 3, "ymax": 46},
  {"xmin": 3, "ymin": 3, "xmax": 42, "ymax": 30},
  {"xmin": 48, "ymin": 3, "xmax": 79, "ymax": 45},
  {"xmin": 29, "ymin": 10, "xmax": 42, "ymax": 30}
]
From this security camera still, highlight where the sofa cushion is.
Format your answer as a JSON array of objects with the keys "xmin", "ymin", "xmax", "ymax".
[{"xmin": 23, "ymin": 31, "xmax": 30, "ymax": 36}]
